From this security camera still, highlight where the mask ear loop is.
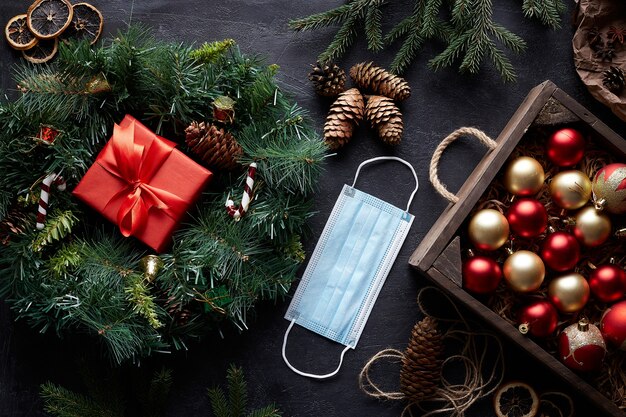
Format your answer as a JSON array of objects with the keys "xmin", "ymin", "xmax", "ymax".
[
  {"xmin": 351, "ymin": 156, "xmax": 419, "ymax": 212},
  {"xmin": 282, "ymin": 319, "xmax": 352, "ymax": 379}
]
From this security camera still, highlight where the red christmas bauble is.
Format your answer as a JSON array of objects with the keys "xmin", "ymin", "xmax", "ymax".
[
  {"xmin": 506, "ymin": 198, "xmax": 547, "ymax": 238},
  {"xmin": 601, "ymin": 301, "xmax": 626, "ymax": 350},
  {"xmin": 462, "ymin": 256, "xmax": 502, "ymax": 294},
  {"xmin": 558, "ymin": 319, "xmax": 606, "ymax": 372},
  {"xmin": 589, "ymin": 265, "xmax": 626, "ymax": 303},
  {"xmin": 547, "ymin": 128, "xmax": 585, "ymax": 167},
  {"xmin": 518, "ymin": 300, "xmax": 558, "ymax": 337},
  {"xmin": 540, "ymin": 232, "xmax": 580, "ymax": 272}
]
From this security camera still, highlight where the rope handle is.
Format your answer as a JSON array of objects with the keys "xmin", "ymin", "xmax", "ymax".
[{"xmin": 429, "ymin": 127, "xmax": 497, "ymax": 204}]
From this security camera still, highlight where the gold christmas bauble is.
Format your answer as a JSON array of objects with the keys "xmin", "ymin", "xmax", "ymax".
[
  {"xmin": 573, "ymin": 206, "xmax": 612, "ymax": 247},
  {"xmin": 550, "ymin": 170, "xmax": 592, "ymax": 210},
  {"xmin": 503, "ymin": 157, "xmax": 545, "ymax": 196},
  {"xmin": 140, "ymin": 254, "xmax": 163, "ymax": 283},
  {"xmin": 548, "ymin": 273, "xmax": 590, "ymax": 313},
  {"xmin": 503, "ymin": 250, "xmax": 545, "ymax": 292},
  {"xmin": 468, "ymin": 209, "xmax": 510, "ymax": 251}
]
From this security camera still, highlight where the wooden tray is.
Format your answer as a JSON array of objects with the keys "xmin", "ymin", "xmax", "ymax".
[{"xmin": 409, "ymin": 80, "xmax": 626, "ymax": 417}]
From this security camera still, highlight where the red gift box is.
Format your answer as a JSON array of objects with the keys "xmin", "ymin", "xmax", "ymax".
[{"xmin": 73, "ymin": 115, "xmax": 213, "ymax": 252}]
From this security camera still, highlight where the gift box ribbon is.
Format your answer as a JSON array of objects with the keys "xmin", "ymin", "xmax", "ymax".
[{"xmin": 98, "ymin": 119, "xmax": 188, "ymax": 237}]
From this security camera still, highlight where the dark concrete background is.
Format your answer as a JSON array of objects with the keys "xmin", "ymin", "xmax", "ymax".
[{"xmin": 1, "ymin": 1, "xmax": 625, "ymax": 416}]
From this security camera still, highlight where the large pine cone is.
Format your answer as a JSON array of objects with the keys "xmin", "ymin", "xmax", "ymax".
[
  {"xmin": 602, "ymin": 66, "xmax": 625, "ymax": 94},
  {"xmin": 365, "ymin": 95, "xmax": 403, "ymax": 145},
  {"xmin": 400, "ymin": 316, "xmax": 443, "ymax": 404},
  {"xmin": 185, "ymin": 121, "xmax": 243, "ymax": 171},
  {"xmin": 350, "ymin": 62, "xmax": 411, "ymax": 102},
  {"xmin": 308, "ymin": 61, "xmax": 346, "ymax": 97},
  {"xmin": 323, "ymin": 88, "xmax": 365, "ymax": 150}
]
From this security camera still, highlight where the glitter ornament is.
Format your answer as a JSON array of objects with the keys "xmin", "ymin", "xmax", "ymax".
[
  {"xmin": 558, "ymin": 318, "xmax": 606, "ymax": 372},
  {"xmin": 589, "ymin": 264, "xmax": 626, "ymax": 303},
  {"xmin": 592, "ymin": 163, "xmax": 626, "ymax": 214},
  {"xmin": 540, "ymin": 231, "xmax": 580, "ymax": 272},
  {"xmin": 468, "ymin": 209, "xmax": 510, "ymax": 251},
  {"xmin": 462, "ymin": 255, "xmax": 502, "ymax": 294},
  {"xmin": 518, "ymin": 300, "xmax": 558, "ymax": 338},
  {"xmin": 503, "ymin": 250, "xmax": 545, "ymax": 293},
  {"xmin": 546, "ymin": 128, "xmax": 585, "ymax": 167},
  {"xmin": 503, "ymin": 157, "xmax": 545, "ymax": 196},
  {"xmin": 601, "ymin": 301, "xmax": 626, "ymax": 350},
  {"xmin": 548, "ymin": 273, "xmax": 590, "ymax": 313},
  {"xmin": 506, "ymin": 198, "xmax": 547, "ymax": 238},
  {"xmin": 550, "ymin": 170, "xmax": 592, "ymax": 210},
  {"xmin": 573, "ymin": 206, "xmax": 612, "ymax": 247}
]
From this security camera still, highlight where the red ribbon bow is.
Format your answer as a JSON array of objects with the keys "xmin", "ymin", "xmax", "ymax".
[{"xmin": 98, "ymin": 119, "xmax": 188, "ymax": 237}]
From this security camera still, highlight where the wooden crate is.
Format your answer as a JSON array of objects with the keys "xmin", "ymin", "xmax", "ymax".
[{"xmin": 409, "ymin": 80, "xmax": 626, "ymax": 417}]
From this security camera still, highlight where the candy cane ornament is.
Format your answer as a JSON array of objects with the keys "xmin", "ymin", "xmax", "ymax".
[
  {"xmin": 225, "ymin": 163, "xmax": 257, "ymax": 221},
  {"xmin": 36, "ymin": 173, "xmax": 66, "ymax": 230}
]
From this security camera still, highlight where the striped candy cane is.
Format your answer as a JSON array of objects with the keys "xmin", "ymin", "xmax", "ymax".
[
  {"xmin": 36, "ymin": 173, "xmax": 66, "ymax": 230},
  {"xmin": 225, "ymin": 162, "xmax": 257, "ymax": 221}
]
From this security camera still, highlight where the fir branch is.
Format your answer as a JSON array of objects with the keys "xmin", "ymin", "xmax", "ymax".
[
  {"xmin": 41, "ymin": 382, "xmax": 117, "ymax": 417},
  {"xmin": 227, "ymin": 365, "xmax": 248, "ymax": 417},
  {"xmin": 141, "ymin": 368, "xmax": 174, "ymax": 417},
  {"xmin": 208, "ymin": 386, "xmax": 231, "ymax": 417},
  {"xmin": 32, "ymin": 209, "xmax": 78, "ymax": 252},
  {"xmin": 124, "ymin": 274, "xmax": 164, "ymax": 329},
  {"xmin": 247, "ymin": 406, "xmax": 282, "ymax": 417},
  {"xmin": 365, "ymin": 6, "xmax": 384, "ymax": 52}
]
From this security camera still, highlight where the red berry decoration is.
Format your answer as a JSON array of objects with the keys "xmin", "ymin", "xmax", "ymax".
[
  {"xmin": 558, "ymin": 318, "xmax": 606, "ymax": 372},
  {"xmin": 547, "ymin": 128, "xmax": 585, "ymax": 167},
  {"xmin": 601, "ymin": 300, "xmax": 626, "ymax": 350},
  {"xmin": 506, "ymin": 198, "xmax": 547, "ymax": 238},
  {"xmin": 540, "ymin": 232, "xmax": 580, "ymax": 272},
  {"xmin": 463, "ymin": 256, "xmax": 502, "ymax": 294},
  {"xmin": 589, "ymin": 264, "xmax": 626, "ymax": 303},
  {"xmin": 518, "ymin": 300, "xmax": 558, "ymax": 338}
]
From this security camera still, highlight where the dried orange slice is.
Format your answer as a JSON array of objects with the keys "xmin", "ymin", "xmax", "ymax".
[
  {"xmin": 60, "ymin": 3, "xmax": 103, "ymax": 45},
  {"xmin": 22, "ymin": 37, "xmax": 58, "ymax": 64},
  {"xmin": 494, "ymin": 381, "xmax": 540, "ymax": 417},
  {"xmin": 27, "ymin": 0, "xmax": 73, "ymax": 40},
  {"xmin": 5, "ymin": 14, "xmax": 38, "ymax": 51}
]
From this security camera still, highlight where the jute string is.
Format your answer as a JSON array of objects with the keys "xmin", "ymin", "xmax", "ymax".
[
  {"xmin": 429, "ymin": 127, "xmax": 497, "ymax": 204},
  {"xmin": 359, "ymin": 286, "xmax": 505, "ymax": 417}
]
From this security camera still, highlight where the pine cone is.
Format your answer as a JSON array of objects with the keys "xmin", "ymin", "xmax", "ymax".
[
  {"xmin": 308, "ymin": 61, "xmax": 346, "ymax": 97},
  {"xmin": 603, "ymin": 66, "xmax": 626, "ymax": 94},
  {"xmin": 365, "ymin": 95, "xmax": 403, "ymax": 145},
  {"xmin": 323, "ymin": 88, "xmax": 364, "ymax": 150},
  {"xmin": 594, "ymin": 45, "xmax": 616, "ymax": 62},
  {"xmin": 350, "ymin": 62, "xmax": 411, "ymax": 102},
  {"xmin": 400, "ymin": 316, "xmax": 443, "ymax": 404},
  {"xmin": 185, "ymin": 121, "xmax": 243, "ymax": 171},
  {"xmin": 0, "ymin": 207, "xmax": 30, "ymax": 245}
]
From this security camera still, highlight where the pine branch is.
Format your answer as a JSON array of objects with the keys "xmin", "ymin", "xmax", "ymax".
[
  {"xmin": 227, "ymin": 365, "xmax": 248, "ymax": 417},
  {"xmin": 365, "ymin": 6, "xmax": 384, "ymax": 52},
  {"xmin": 208, "ymin": 386, "xmax": 231, "ymax": 417},
  {"xmin": 522, "ymin": 0, "xmax": 565, "ymax": 29},
  {"xmin": 32, "ymin": 209, "xmax": 78, "ymax": 252},
  {"xmin": 40, "ymin": 382, "xmax": 118, "ymax": 417},
  {"xmin": 141, "ymin": 368, "xmax": 174, "ymax": 417},
  {"xmin": 124, "ymin": 274, "xmax": 164, "ymax": 329},
  {"xmin": 190, "ymin": 39, "xmax": 236, "ymax": 63}
]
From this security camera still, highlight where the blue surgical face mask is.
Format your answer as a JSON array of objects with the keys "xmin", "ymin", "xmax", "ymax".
[{"xmin": 282, "ymin": 156, "xmax": 417, "ymax": 379}]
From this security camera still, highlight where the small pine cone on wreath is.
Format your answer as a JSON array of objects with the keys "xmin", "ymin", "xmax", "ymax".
[
  {"xmin": 308, "ymin": 61, "xmax": 346, "ymax": 97},
  {"xmin": 185, "ymin": 121, "xmax": 243, "ymax": 171},
  {"xmin": 324, "ymin": 88, "xmax": 364, "ymax": 150},
  {"xmin": 602, "ymin": 66, "xmax": 626, "ymax": 95},
  {"xmin": 350, "ymin": 62, "xmax": 411, "ymax": 102},
  {"xmin": 0, "ymin": 206, "xmax": 30, "ymax": 245},
  {"xmin": 365, "ymin": 95, "xmax": 403, "ymax": 145},
  {"xmin": 400, "ymin": 316, "xmax": 443, "ymax": 404}
]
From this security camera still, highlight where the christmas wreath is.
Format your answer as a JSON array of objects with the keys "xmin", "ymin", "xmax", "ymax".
[{"xmin": 0, "ymin": 27, "xmax": 326, "ymax": 364}]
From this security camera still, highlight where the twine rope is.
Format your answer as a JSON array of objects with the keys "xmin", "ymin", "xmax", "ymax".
[
  {"xmin": 429, "ymin": 127, "xmax": 497, "ymax": 204},
  {"xmin": 359, "ymin": 286, "xmax": 505, "ymax": 417}
]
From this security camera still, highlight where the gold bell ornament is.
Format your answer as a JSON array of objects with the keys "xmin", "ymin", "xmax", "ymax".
[{"xmin": 140, "ymin": 254, "xmax": 164, "ymax": 283}]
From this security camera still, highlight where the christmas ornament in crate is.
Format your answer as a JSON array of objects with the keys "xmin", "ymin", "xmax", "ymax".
[
  {"xmin": 73, "ymin": 115, "xmax": 213, "ymax": 252},
  {"xmin": 410, "ymin": 81, "xmax": 626, "ymax": 416}
]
